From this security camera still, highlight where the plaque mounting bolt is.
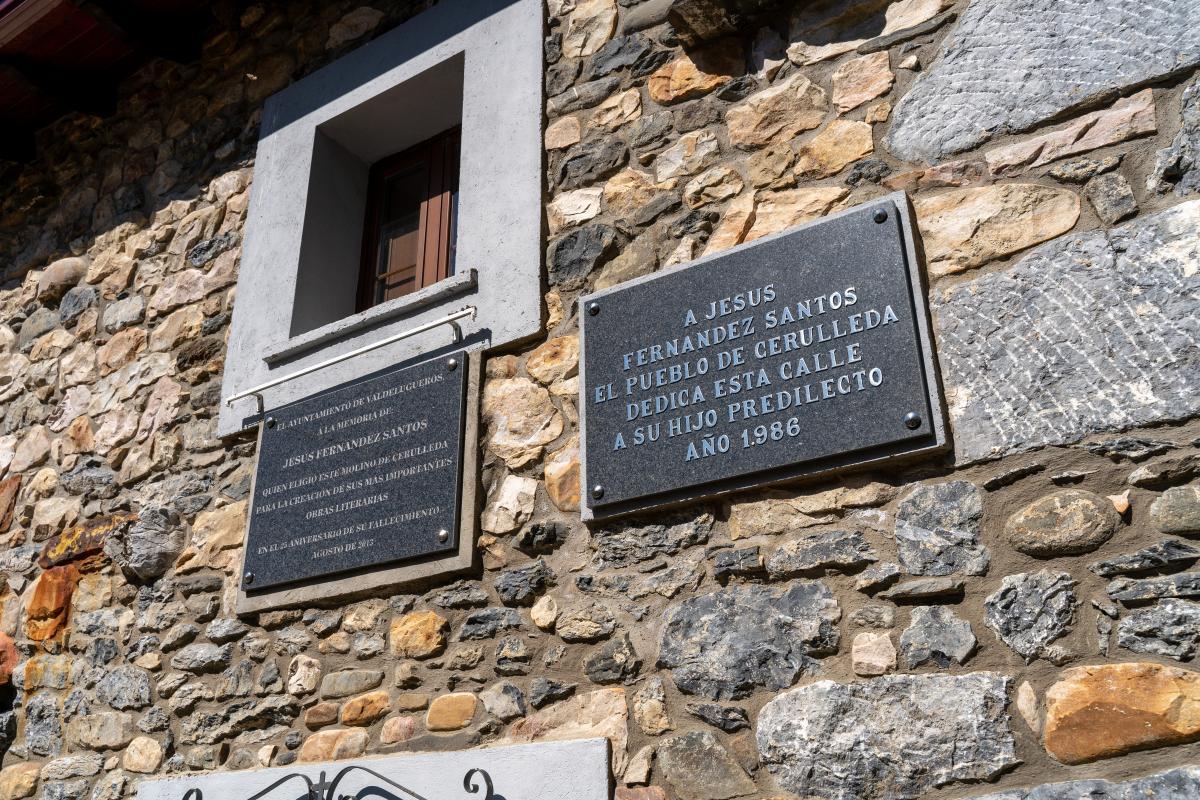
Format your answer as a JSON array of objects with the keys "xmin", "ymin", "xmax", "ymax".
[
  {"xmin": 588, "ymin": 302, "xmax": 600, "ymax": 316},
  {"xmin": 243, "ymin": 572, "xmax": 255, "ymax": 585},
  {"xmin": 446, "ymin": 358, "xmax": 458, "ymax": 371},
  {"xmin": 437, "ymin": 529, "xmax": 449, "ymax": 542},
  {"xmin": 903, "ymin": 412, "xmax": 922, "ymax": 430},
  {"xmin": 591, "ymin": 485, "xmax": 605, "ymax": 500},
  {"xmin": 264, "ymin": 417, "xmax": 276, "ymax": 429},
  {"xmin": 873, "ymin": 208, "xmax": 889, "ymax": 224}
]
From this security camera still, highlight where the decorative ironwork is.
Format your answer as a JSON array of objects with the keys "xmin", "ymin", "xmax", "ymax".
[{"xmin": 178, "ymin": 766, "xmax": 505, "ymax": 800}]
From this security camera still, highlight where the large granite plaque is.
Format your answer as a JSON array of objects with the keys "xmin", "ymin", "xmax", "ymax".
[
  {"xmin": 580, "ymin": 194, "xmax": 946, "ymax": 519},
  {"xmin": 243, "ymin": 351, "xmax": 468, "ymax": 591}
]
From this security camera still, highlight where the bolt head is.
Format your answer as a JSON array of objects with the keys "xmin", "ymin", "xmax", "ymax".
[
  {"xmin": 446, "ymin": 358, "xmax": 458, "ymax": 371},
  {"xmin": 243, "ymin": 572, "xmax": 255, "ymax": 585},
  {"xmin": 437, "ymin": 529, "xmax": 450, "ymax": 543},
  {"xmin": 587, "ymin": 302, "xmax": 600, "ymax": 316},
  {"xmin": 265, "ymin": 417, "xmax": 276, "ymax": 429},
  {"xmin": 873, "ymin": 208, "xmax": 889, "ymax": 224},
  {"xmin": 591, "ymin": 485, "xmax": 605, "ymax": 500},
  {"xmin": 903, "ymin": 412, "xmax": 922, "ymax": 430}
]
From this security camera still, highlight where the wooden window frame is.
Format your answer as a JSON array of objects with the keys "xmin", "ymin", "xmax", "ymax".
[{"xmin": 357, "ymin": 127, "xmax": 461, "ymax": 312}]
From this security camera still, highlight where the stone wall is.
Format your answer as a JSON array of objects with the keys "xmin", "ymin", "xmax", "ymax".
[{"xmin": 0, "ymin": 0, "xmax": 1197, "ymax": 799}]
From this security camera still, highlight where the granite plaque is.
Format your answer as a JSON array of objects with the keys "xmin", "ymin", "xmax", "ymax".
[
  {"xmin": 580, "ymin": 194, "xmax": 946, "ymax": 519},
  {"xmin": 243, "ymin": 351, "xmax": 468, "ymax": 590}
]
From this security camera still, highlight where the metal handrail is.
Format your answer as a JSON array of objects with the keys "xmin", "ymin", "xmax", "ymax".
[{"xmin": 224, "ymin": 305, "xmax": 476, "ymax": 415}]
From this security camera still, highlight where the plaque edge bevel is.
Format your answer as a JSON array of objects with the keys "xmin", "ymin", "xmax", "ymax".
[
  {"xmin": 578, "ymin": 191, "xmax": 951, "ymax": 522},
  {"xmin": 234, "ymin": 348, "xmax": 483, "ymax": 616}
]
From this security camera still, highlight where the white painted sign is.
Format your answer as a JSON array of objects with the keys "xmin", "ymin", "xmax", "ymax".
[{"xmin": 136, "ymin": 739, "xmax": 610, "ymax": 800}]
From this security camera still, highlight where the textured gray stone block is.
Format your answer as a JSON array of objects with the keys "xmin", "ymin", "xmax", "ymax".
[
  {"xmin": 969, "ymin": 765, "xmax": 1200, "ymax": 799},
  {"xmin": 887, "ymin": 0, "xmax": 1200, "ymax": 162},
  {"xmin": 757, "ymin": 672, "xmax": 1017, "ymax": 800},
  {"xmin": 935, "ymin": 200, "xmax": 1200, "ymax": 464}
]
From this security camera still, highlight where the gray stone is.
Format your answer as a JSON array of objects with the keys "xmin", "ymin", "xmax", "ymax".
[
  {"xmin": 765, "ymin": 530, "xmax": 877, "ymax": 577},
  {"xmin": 935, "ymin": 201, "xmax": 1200, "ymax": 463},
  {"xmin": 894, "ymin": 482, "xmax": 988, "ymax": 576},
  {"xmin": 1004, "ymin": 489, "xmax": 1120, "ymax": 557},
  {"xmin": 1117, "ymin": 599, "xmax": 1200, "ymax": 659},
  {"xmin": 584, "ymin": 33, "xmax": 654, "ymax": 79},
  {"xmin": 206, "ymin": 618, "xmax": 249, "ymax": 643},
  {"xmin": 849, "ymin": 605, "xmax": 894, "ymax": 628},
  {"xmin": 711, "ymin": 546, "xmax": 763, "ymax": 581},
  {"xmin": 1048, "ymin": 155, "xmax": 1122, "ymax": 184},
  {"xmin": 592, "ymin": 512, "xmax": 711, "ymax": 569},
  {"xmin": 1085, "ymin": 173, "xmax": 1138, "ymax": 224},
  {"xmin": 170, "ymin": 643, "xmax": 233, "ymax": 675},
  {"xmin": 549, "ymin": 77, "xmax": 621, "ymax": 114},
  {"xmin": 878, "ymin": 576, "xmax": 964, "ymax": 602},
  {"xmin": 1149, "ymin": 76, "xmax": 1200, "ymax": 196},
  {"xmin": 584, "ymin": 632, "xmax": 641, "ymax": 684},
  {"xmin": 1129, "ymin": 454, "xmax": 1200, "ymax": 489},
  {"xmin": 59, "ymin": 457, "xmax": 118, "ymax": 499},
  {"xmin": 101, "ymin": 294, "xmax": 145, "ymax": 333},
  {"xmin": 95, "ymin": 666, "xmax": 152, "ymax": 711},
  {"xmin": 1089, "ymin": 539, "xmax": 1200, "ymax": 578},
  {"xmin": 658, "ymin": 583, "xmax": 839, "ymax": 700},
  {"xmin": 103, "ymin": 506, "xmax": 185, "ymax": 581},
  {"xmin": 886, "ymin": 0, "xmax": 1200, "ymax": 162},
  {"xmin": 528, "ymin": 678, "xmax": 575, "ymax": 709},
  {"xmin": 318, "ymin": 669, "xmax": 383, "ymax": 699},
  {"xmin": 686, "ymin": 703, "xmax": 749, "ymax": 732},
  {"xmin": 630, "ymin": 111, "xmax": 674, "ymax": 151},
  {"xmin": 458, "ymin": 608, "xmax": 523, "ymax": 640},
  {"xmin": 547, "ymin": 223, "xmax": 619, "ymax": 291},
  {"xmin": 1151, "ymin": 484, "xmax": 1200, "ymax": 536},
  {"xmin": 495, "ymin": 559, "xmax": 555, "ymax": 606},
  {"xmin": 658, "ymin": 730, "xmax": 756, "ymax": 800},
  {"xmin": 557, "ymin": 139, "xmax": 628, "ymax": 191},
  {"xmin": 426, "ymin": 581, "xmax": 489, "ymax": 609},
  {"xmin": 900, "ymin": 606, "xmax": 977, "ymax": 668},
  {"xmin": 25, "ymin": 691, "xmax": 63, "ymax": 756},
  {"xmin": 984, "ymin": 571, "xmax": 1077, "ymax": 660},
  {"xmin": 1108, "ymin": 572, "xmax": 1200, "ymax": 604},
  {"xmin": 557, "ymin": 603, "xmax": 616, "ymax": 643},
  {"xmin": 44, "ymin": 780, "xmax": 89, "ymax": 800},
  {"xmin": 19, "ymin": 307, "xmax": 59, "ymax": 350},
  {"xmin": 1082, "ymin": 436, "xmax": 1175, "ymax": 462},
  {"xmin": 971, "ymin": 765, "xmax": 1200, "ymax": 799},
  {"xmin": 59, "ymin": 286, "xmax": 97, "ymax": 326},
  {"xmin": 844, "ymin": 158, "xmax": 892, "ymax": 187},
  {"xmin": 757, "ymin": 673, "xmax": 1017, "ymax": 800},
  {"xmin": 41, "ymin": 754, "xmax": 103, "ymax": 780},
  {"xmin": 480, "ymin": 682, "xmax": 527, "ymax": 721},
  {"xmin": 178, "ymin": 695, "xmax": 298, "ymax": 746},
  {"xmin": 854, "ymin": 562, "xmax": 900, "ymax": 594}
]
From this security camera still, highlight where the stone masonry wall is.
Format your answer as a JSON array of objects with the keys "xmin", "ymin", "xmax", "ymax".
[{"xmin": 0, "ymin": 0, "xmax": 1197, "ymax": 799}]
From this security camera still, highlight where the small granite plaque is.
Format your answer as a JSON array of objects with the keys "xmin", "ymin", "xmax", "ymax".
[
  {"xmin": 243, "ymin": 351, "xmax": 468, "ymax": 591},
  {"xmin": 580, "ymin": 194, "xmax": 946, "ymax": 518}
]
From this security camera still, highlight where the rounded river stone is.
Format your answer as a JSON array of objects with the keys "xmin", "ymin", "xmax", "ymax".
[{"xmin": 1005, "ymin": 489, "xmax": 1119, "ymax": 556}]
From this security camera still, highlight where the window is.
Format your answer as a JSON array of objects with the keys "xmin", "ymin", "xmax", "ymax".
[{"xmin": 358, "ymin": 128, "xmax": 460, "ymax": 310}]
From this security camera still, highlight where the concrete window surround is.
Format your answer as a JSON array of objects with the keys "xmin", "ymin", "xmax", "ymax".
[{"xmin": 219, "ymin": 0, "xmax": 543, "ymax": 437}]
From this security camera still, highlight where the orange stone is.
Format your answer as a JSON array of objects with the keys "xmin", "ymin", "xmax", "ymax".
[
  {"xmin": 1044, "ymin": 662, "xmax": 1200, "ymax": 764},
  {"xmin": 25, "ymin": 564, "xmax": 80, "ymax": 641},
  {"xmin": 388, "ymin": 611, "xmax": 448, "ymax": 659},
  {"xmin": 0, "ymin": 632, "xmax": 17, "ymax": 685},
  {"xmin": 341, "ymin": 690, "xmax": 391, "ymax": 727},
  {"xmin": 39, "ymin": 512, "xmax": 136, "ymax": 570},
  {"xmin": 648, "ymin": 41, "xmax": 743, "ymax": 105},
  {"xmin": 616, "ymin": 789, "xmax": 667, "ymax": 800},
  {"xmin": 426, "ymin": 692, "xmax": 477, "ymax": 731},
  {"xmin": 544, "ymin": 439, "xmax": 581, "ymax": 512},
  {"xmin": 0, "ymin": 475, "xmax": 20, "ymax": 533},
  {"xmin": 298, "ymin": 728, "xmax": 369, "ymax": 762},
  {"xmin": 304, "ymin": 702, "xmax": 340, "ymax": 730}
]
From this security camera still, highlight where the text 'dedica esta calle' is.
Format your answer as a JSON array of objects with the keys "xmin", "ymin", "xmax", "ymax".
[
  {"xmin": 242, "ymin": 352, "xmax": 467, "ymax": 591},
  {"xmin": 581, "ymin": 200, "xmax": 941, "ymax": 513}
]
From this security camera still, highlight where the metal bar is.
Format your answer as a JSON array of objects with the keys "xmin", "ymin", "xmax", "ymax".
[{"xmin": 225, "ymin": 305, "xmax": 476, "ymax": 411}]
